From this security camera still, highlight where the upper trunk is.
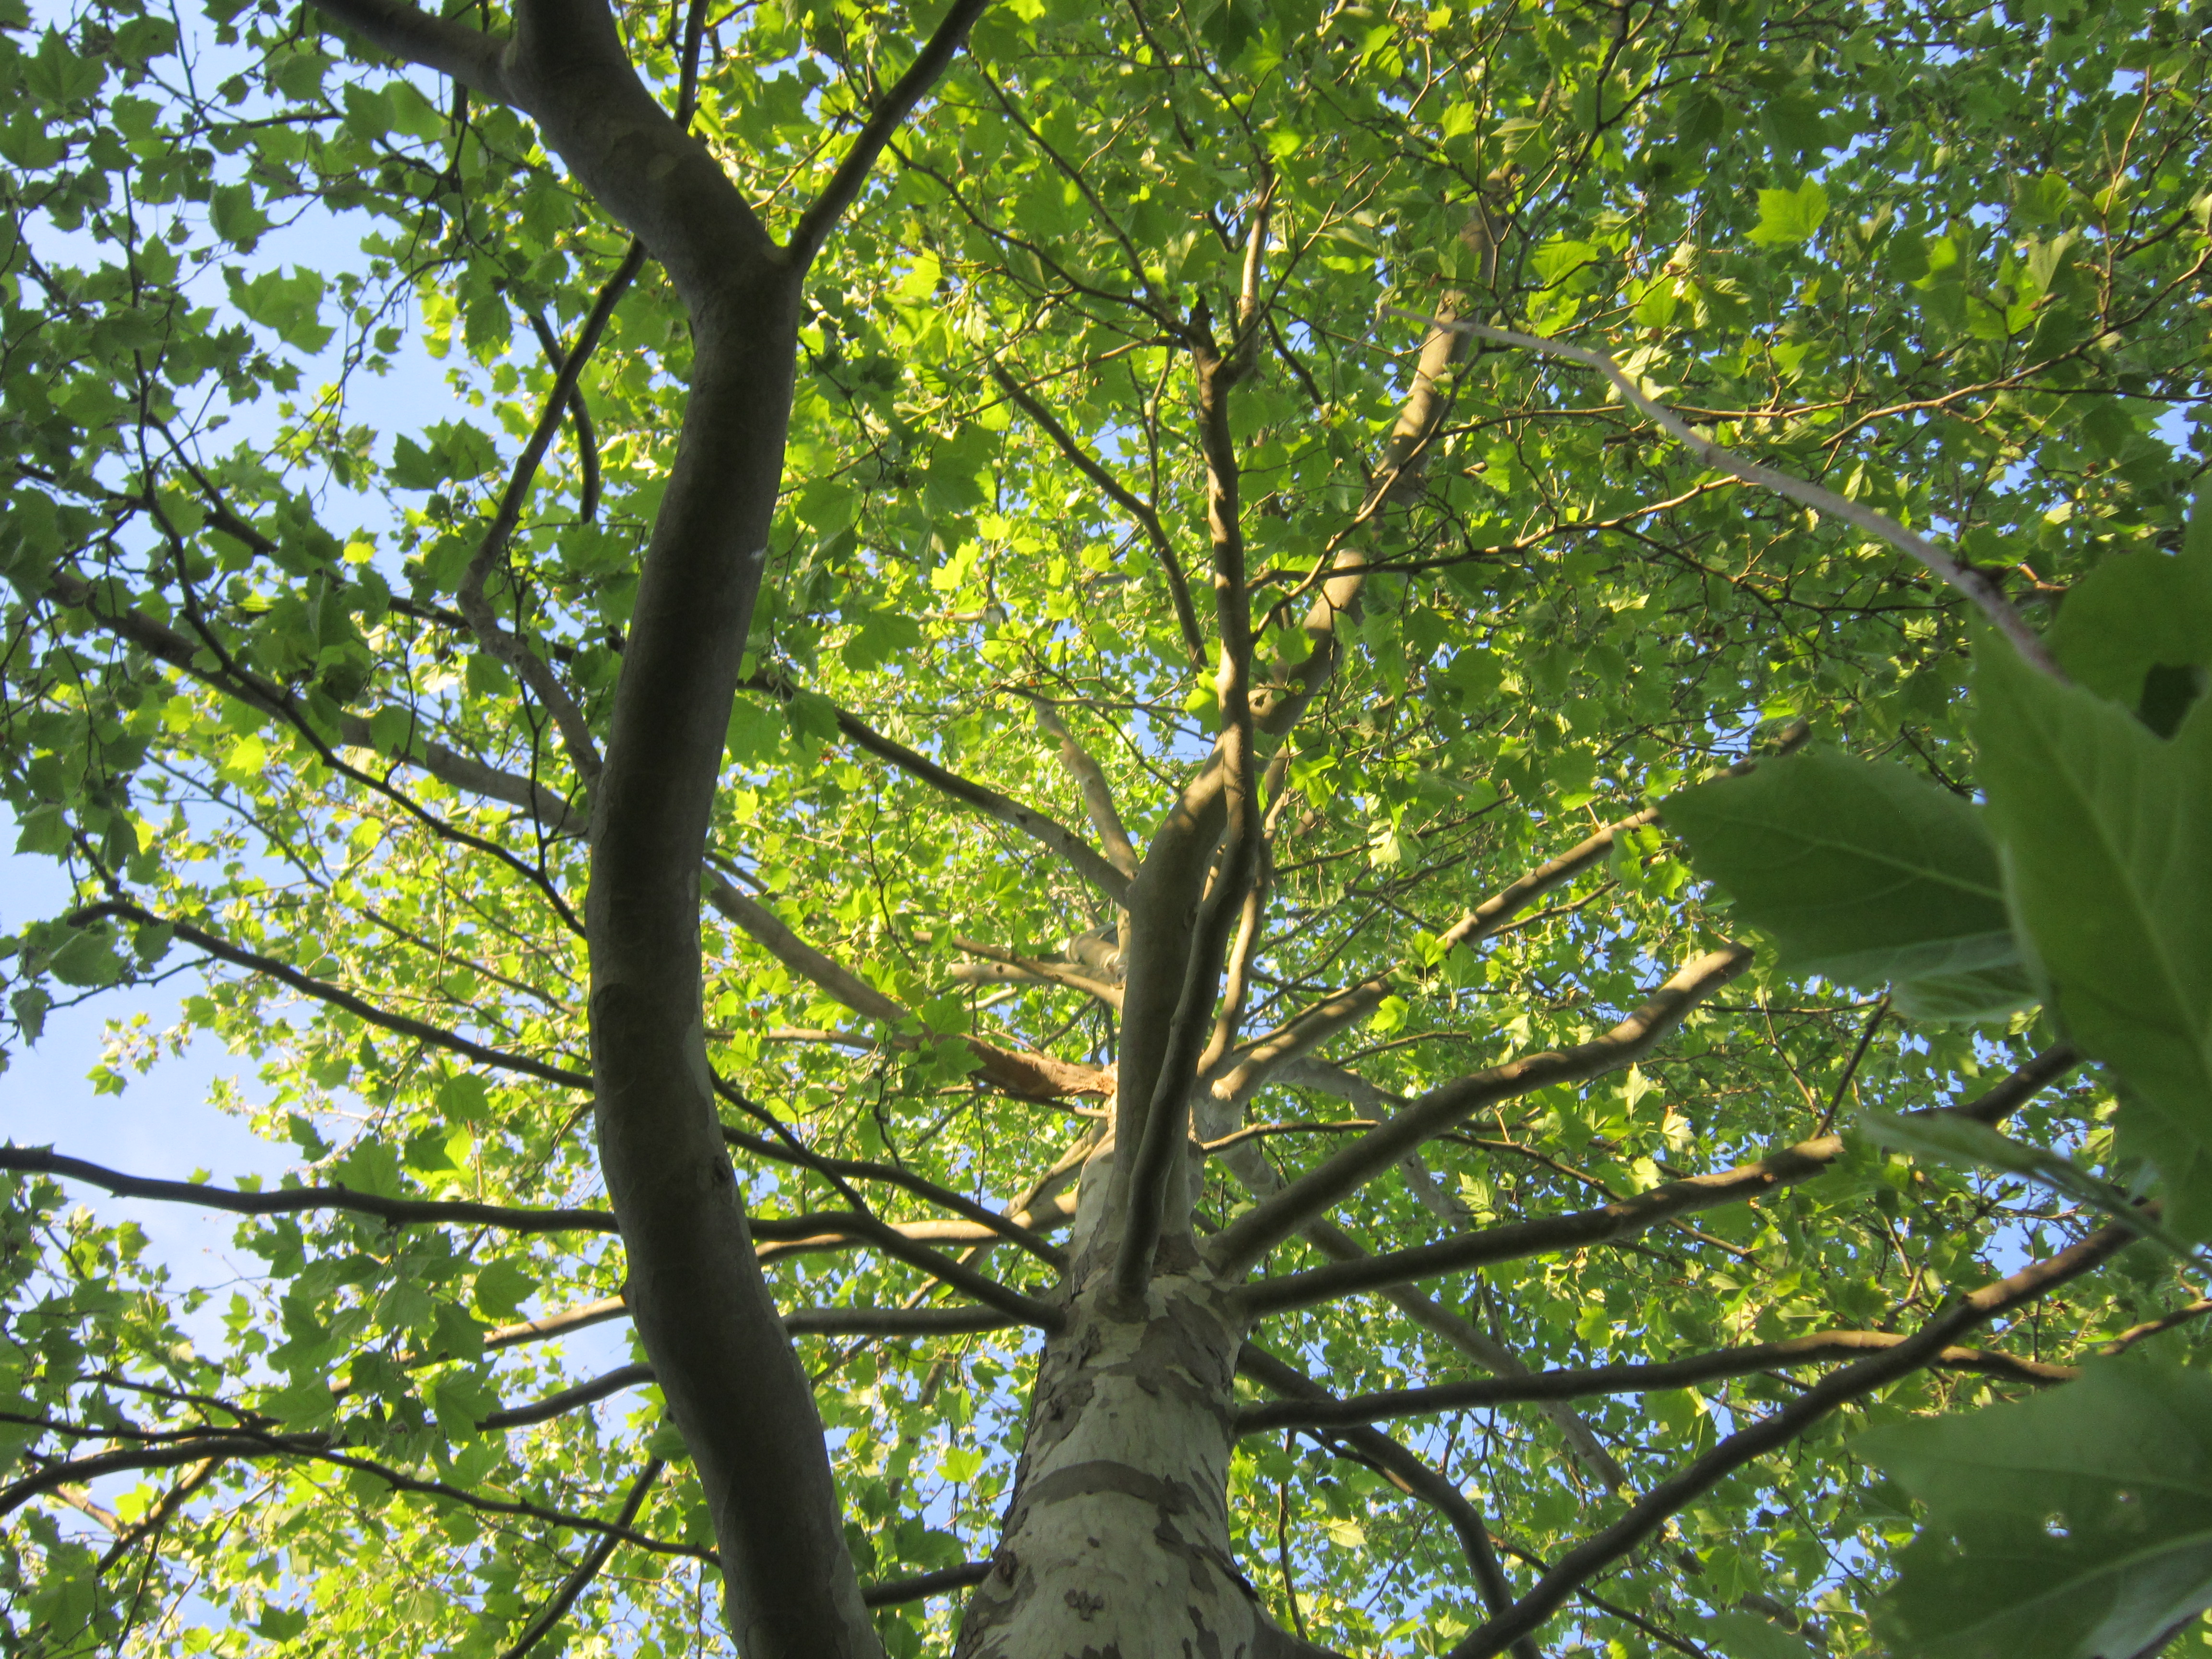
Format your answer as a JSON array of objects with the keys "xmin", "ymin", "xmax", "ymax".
[{"xmin": 589, "ymin": 287, "xmax": 886, "ymax": 1659}]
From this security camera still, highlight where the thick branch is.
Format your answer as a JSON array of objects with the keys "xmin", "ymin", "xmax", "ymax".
[
  {"xmin": 2, "ymin": 1146, "xmax": 614, "ymax": 1234},
  {"xmin": 1237, "ymin": 1042, "xmax": 2080, "ymax": 1317},
  {"xmin": 1214, "ymin": 946, "xmax": 1753, "ymax": 1275},
  {"xmin": 1442, "ymin": 1212, "xmax": 2142, "ymax": 1658},
  {"xmin": 69, "ymin": 900, "xmax": 593, "ymax": 1090},
  {"xmin": 1237, "ymin": 1330, "xmax": 2077, "ymax": 1432},
  {"xmin": 305, "ymin": 0, "xmax": 512, "ymax": 93}
]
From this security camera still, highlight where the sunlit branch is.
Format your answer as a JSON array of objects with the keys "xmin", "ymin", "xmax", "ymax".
[
  {"xmin": 67, "ymin": 899, "xmax": 595, "ymax": 1090},
  {"xmin": 1391, "ymin": 313, "xmax": 2068, "ymax": 679},
  {"xmin": 1441, "ymin": 1211, "xmax": 2144, "ymax": 1659},
  {"xmin": 2099, "ymin": 1296, "xmax": 2212, "ymax": 1355},
  {"xmin": 1025, "ymin": 694, "xmax": 1141, "ymax": 878},
  {"xmin": 1, "ymin": 1146, "xmax": 614, "ymax": 1233},
  {"xmin": 947, "ymin": 937, "xmax": 1123, "ymax": 1010},
  {"xmin": 1214, "ymin": 946, "xmax": 1754, "ymax": 1275}
]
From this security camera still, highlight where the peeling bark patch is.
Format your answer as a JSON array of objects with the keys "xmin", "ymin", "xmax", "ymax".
[
  {"xmin": 1065, "ymin": 1589, "xmax": 1106, "ymax": 1621},
  {"xmin": 1014, "ymin": 1457, "xmax": 1193, "ymax": 1520}
]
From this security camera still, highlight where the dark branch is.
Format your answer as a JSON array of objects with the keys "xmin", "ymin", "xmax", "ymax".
[
  {"xmin": 1235, "ymin": 1042, "xmax": 2079, "ymax": 1318},
  {"xmin": 1, "ymin": 1146, "xmax": 616, "ymax": 1234},
  {"xmin": 1442, "ymin": 1211, "xmax": 2143, "ymax": 1658},
  {"xmin": 1, "ymin": 1431, "xmax": 711, "ymax": 1562},
  {"xmin": 990, "ymin": 364, "xmax": 1207, "ymax": 666},
  {"xmin": 68, "ymin": 900, "xmax": 594, "ymax": 1091},
  {"xmin": 460, "ymin": 239, "xmax": 649, "ymax": 784},
  {"xmin": 1236, "ymin": 1331, "xmax": 2078, "ymax": 1432},
  {"xmin": 722, "ymin": 1124, "xmax": 1068, "ymax": 1268},
  {"xmin": 523, "ymin": 306, "xmax": 606, "ymax": 522},
  {"xmin": 739, "ymin": 676, "xmax": 1130, "ymax": 906},
  {"xmin": 501, "ymin": 1457, "xmax": 665, "ymax": 1658},
  {"xmin": 1238, "ymin": 1345, "xmax": 1537, "ymax": 1659},
  {"xmin": 860, "ymin": 1561, "xmax": 994, "ymax": 1608},
  {"xmin": 788, "ymin": 0, "xmax": 995, "ymax": 261},
  {"xmin": 750, "ymin": 1210, "xmax": 1064, "ymax": 1330},
  {"xmin": 1214, "ymin": 946, "xmax": 1753, "ymax": 1275},
  {"xmin": 481, "ymin": 1365, "xmax": 655, "ymax": 1432}
]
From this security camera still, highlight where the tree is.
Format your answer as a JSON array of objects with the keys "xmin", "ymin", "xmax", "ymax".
[{"xmin": 0, "ymin": 0, "xmax": 2207, "ymax": 1652}]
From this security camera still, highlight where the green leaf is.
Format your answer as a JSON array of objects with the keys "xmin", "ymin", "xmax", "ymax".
[
  {"xmin": 1662, "ymin": 746, "xmax": 2020, "ymax": 1000},
  {"xmin": 1974, "ymin": 638, "xmax": 2212, "ymax": 1233},
  {"xmin": 2045, "ymin": 506, "xmax": 2212, "ymax": 734},
  {"xmin": 1695, "ymin": 1611, "xmax": 1815, "ymax": 1659},
  {"xmin": 471, "ymin": 1259, "xmax": 535, "ymax": 1322},
  {"xmin": 1860, "ymin": 1360, "xmax": 2212, "ymax": 1659},
  {"xmin": 224, "ymin": 265, "xmax": 333, "ymax": 353},
  {"xmin": 432, "ymin": 1370, "xmax": 502, "ymax": 1435},
  {"xmin": 47, "ymin": 928, "xmax": 123, "ymax": 989},
  {"xmin": 1748, "ymin": 180, "xmax": 1828, "ymax": 246}
]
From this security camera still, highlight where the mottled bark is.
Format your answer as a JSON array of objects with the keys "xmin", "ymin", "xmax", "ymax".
[{"xmin": 955, "ymin": 1262, "xmax": 1341, "ymax": 1659}]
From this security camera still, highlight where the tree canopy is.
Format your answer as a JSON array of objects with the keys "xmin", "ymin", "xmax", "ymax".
[{"xmin": 1, "ymin": 0, "xmax": 2208, "ymax": 1655}]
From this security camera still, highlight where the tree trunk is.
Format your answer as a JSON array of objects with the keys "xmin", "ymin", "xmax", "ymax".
[{"xmin": 955, "ymin": 1159, "xmax": 1338, "ymax": 1659}]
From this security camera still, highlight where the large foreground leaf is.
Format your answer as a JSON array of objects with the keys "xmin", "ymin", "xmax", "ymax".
[
  {"xmin": 1974, "ymin": 641, "xmax": 2212, "ymax": 1234},
  {"xmin": 1663, "ymin": 745, "xmax": 2022, "ymax": 1011},
  {"xmin": 2046, "ymin": 501, "xmax": 2212, "ymax": 733},
  {"xmin": 1860, "ymin": 1360, "xmax": 2212, "ymax": 1659}
]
